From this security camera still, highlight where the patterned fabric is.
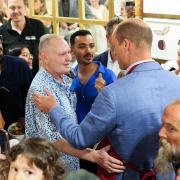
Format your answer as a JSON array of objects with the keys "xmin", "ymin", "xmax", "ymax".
[{"xmin": 25, "ymin": 67, "xmax": 79, "ymax": 170}]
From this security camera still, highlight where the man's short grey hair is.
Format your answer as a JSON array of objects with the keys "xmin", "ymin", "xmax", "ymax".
[{"xmin": 38, "ymin": 34, "xmax": 63, "ymax": 52}]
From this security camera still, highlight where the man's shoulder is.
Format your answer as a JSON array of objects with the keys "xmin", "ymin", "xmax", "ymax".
[
  {"xmin": 3, "ymin": 56, "xmax": 33, "ymax": 80},
  {"xmin": 30, "ymin": 70, "xmax": 51, "ymax": 88},
  {"xmin": 98, "ymin": 62, "xmax": 116, "ymax": 78},
  {"xmin": 94, "ymin": 50, "xmax": 109, "ymax": 60},
  {"xmin": 0, "ymin": 22, "xmax": 9, "ymax": 31},
  {"xmin": 3, "ymin": 55, "xmax": 28, "ymax": 66},
  {"xmin": 26, "ymin": 17, "xmax": 43, "ymax": 24},
  {"xmin": 94, "ymin": 50, "xmax": 109, "ymax": 66},
  {"xmin": 26, "ymin": 17, "xmax": 44, "ymax": 28}
]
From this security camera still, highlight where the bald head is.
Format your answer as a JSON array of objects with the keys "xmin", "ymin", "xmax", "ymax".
[
  {"xmin": 115, "ymin": 18, "xmax": 152, "ymax": 49},
  {"xmin": 163, "ymin": 100, "xmax": 180, "ymax": 123},
  {"xmin": 39, "ymin": 34, "xmax": 65, "ymax": 53}
]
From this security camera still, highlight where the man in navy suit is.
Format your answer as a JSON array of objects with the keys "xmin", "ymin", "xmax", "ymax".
[
  {"xmin": 33, "ymin": 18, "xmax": 180, "ymax": 179},
  {"xmin": 94, "ymin": 17, "xmax": 123, "ymax": 77}
]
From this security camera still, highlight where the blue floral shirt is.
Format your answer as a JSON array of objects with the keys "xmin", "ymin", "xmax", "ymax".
[{"xmin": 25, "ymin": 68, "xmax": 79, "ymax": 170}]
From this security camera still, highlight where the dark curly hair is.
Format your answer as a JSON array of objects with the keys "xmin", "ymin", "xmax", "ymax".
[{"xmin": 9, "ymin": 137, "xmax": 66, "ymax": 180}]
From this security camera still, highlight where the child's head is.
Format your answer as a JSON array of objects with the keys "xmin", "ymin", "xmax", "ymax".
[{"xmin": 8, "ymin": 137, "xmax": 65, "ymax": 180}]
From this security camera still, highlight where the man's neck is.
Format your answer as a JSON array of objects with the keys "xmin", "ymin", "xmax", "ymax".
[
  {"xmin": 78, "ymin": 63, "xmax": 98, "ymax": 85},
  {"xmin": 44, "ymin": 66, "xmax": 64, "ymax": 83},
  {"xmin": 11, "ymin": 18, "xmax": 26, "ymax": 34},
  {"xmin": 110, "ymin": 49, "xmax": 116, "ymax": 63},
  {"xmin": 78, "ymin": 63, "xmax": 97, "ymax": 74}
]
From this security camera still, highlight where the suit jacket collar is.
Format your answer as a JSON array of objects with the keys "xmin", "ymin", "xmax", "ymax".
[{"xmin": 132, "ymin": 61, "xmax": 162, "ymax": 73}]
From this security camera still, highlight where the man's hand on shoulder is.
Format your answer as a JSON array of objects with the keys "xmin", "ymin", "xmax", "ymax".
[{"xmin": 33, "ymin": 88, "xmax": 58, "ymax": 113}]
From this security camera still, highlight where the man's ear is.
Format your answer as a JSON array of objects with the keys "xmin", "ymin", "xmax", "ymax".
[
  {"xmin": 40, "ymin": 52, "xmax": 48, "ymax": 64},
  {"xmin": 123, "ymin": 38, "xmax": 132, "ymax": 51}
]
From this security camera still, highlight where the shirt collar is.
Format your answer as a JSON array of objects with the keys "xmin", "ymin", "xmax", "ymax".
[
  {"xmin": 6, "ymin": 16, "xmax": 29, "ymax": 30},
  {"xmin": 74, "ymin": 61, "xmax": 105, "ymax": 75},
  {"xmin": 125, "ymin": 59, "xmax": 155, "ymax": 75},
  {"xmin": 96, "ymin": 61, "xmax": 105, "ymax": 74},
  {"xmin": 71, "ymin": 61, "xmax": 105, "ymax": 91}
]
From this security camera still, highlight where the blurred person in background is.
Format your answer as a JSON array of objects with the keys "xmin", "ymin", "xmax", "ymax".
[
  {"xmin": 7, "ymin": 44, "xmax": 33, "ymax": 70},
  {"xmin": 0, "ymin": 1, "xmax": 9, "ymax": 26},
  {"xmin": 162, "ymin": 47, "xmax": 180, "ymax": 76},
  {"xmin": 120, "ymin": 0, "xmax": 135, "ymax": 19},
  {"xmin": 94, "ymin": 17, "xmax": 124, "ymax": 77},
  {"xmin": 104, "ymin": 0, "xmax": 121, "ymax": 17},
  {"xmin": 58, "ymin": 0, "xmax": 94, "ymax": 44},
  {"xmin": 34, "ymin": 0, "xmax": 53, "ymax": 33},
  {"xmin": 88, "ymin": 0, "xmax": 108, "ymax": 54}
]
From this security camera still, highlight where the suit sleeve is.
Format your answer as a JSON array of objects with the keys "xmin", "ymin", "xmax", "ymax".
[{"xmin": 50, "ymin": 86, "xmax": 117, "ymax": 149}]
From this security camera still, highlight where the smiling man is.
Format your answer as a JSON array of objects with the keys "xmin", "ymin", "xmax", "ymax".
[
  {"xmin": 70, "ymin": 29, "xmax": 116, "ymax": 173},
  {"xmin": 70, "ymin": 30, "xmax": 116, "ymax": 124}
]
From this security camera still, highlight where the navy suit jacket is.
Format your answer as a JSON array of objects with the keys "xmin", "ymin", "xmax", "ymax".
[
  {"xmin": 50, "ymin": 61, "xmax": 180, "ymax": 179},
  {"xmin": 0, "ymin": 56, "xmax": 33, "ymax": 129},
  {"xmin": 94, "ymin": 50, "xmax": 109, "ymax": 67}
]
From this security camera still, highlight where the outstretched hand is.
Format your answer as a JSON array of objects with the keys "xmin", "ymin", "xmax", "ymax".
[
  {"xmin": 87, "ymin": 145, "xmax": 125, "ymax": 173},
  {"xmin": 33, "ymin": 88, "xmax": 58, "ymax": 113}
]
